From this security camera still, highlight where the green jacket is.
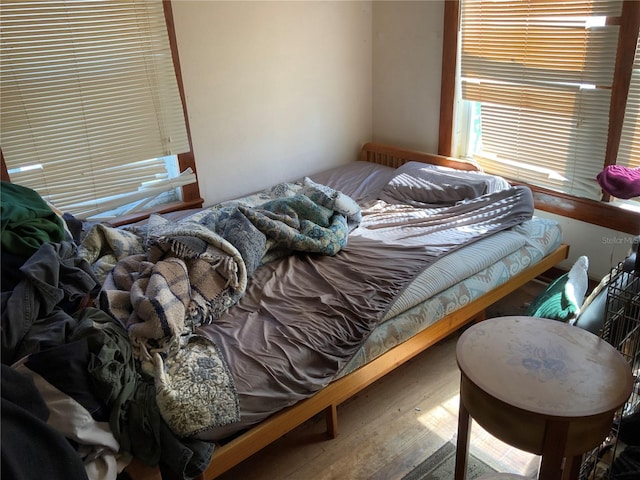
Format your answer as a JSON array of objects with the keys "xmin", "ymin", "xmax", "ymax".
[{"xmin": 1, "ymin": 181, "xmax": 65, "ymax": 256}]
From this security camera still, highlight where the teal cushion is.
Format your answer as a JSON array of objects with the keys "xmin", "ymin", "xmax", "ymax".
[
  {"xmin": 526, "ymin": 274, "xmax": 578, "ymax": 321},
  {"xmin": 526, "ymin": 256, "xmax": 589, "ymax": 322}
]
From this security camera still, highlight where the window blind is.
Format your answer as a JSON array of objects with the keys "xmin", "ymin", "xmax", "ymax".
[
  {"xmin": 460, "ymin": 0, "xmax": 623, "ymax": 200},
  {"xmin": 0, "ymin": 0, "xmax": 192, "ymax": 215},
  {"xmin": 618, "ymin": 36, "xmax": 640, "ymax": 172}
]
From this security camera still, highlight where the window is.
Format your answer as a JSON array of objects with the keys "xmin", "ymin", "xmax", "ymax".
[
  {"xmin": 441, "ymin": 0, "xmax": 640, "ymax": 232},
  {"xmin": 1, "ymin": 0, "xmax": 200, "ymax": 221},
  {"xmin": 617, "ymin": 36, "xmax": 640, "ymax": 180}
]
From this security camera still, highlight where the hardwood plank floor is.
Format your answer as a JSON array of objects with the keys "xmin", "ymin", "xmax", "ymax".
[{"xmin": 215, "ymin": 280, "xmax": 549, "ymax": 480}]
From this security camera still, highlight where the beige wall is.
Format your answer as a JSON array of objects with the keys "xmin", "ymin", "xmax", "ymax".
[
  {"xmin": 535, "ymin": 211, "xmax": 636, "ymax": 281},
  {"xmin": 371, "ymin": 1, "xmax": 444, "ymax": 153},
  {"xmin": 173, "ymin": 0, "xmax": 627, "ymax": 280},
  {"xmin": 172, "ymin": 1, "xmax": 373, "ymax": 206}
]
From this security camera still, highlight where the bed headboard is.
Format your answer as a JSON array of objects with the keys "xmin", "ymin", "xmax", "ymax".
[{"xmin": 359, "ymin": 142, "xmax": 481, "ymax": 172}]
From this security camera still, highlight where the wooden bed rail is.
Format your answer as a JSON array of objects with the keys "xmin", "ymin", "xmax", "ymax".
[{"xmin": 359, "ymin": 142, "xmax": 481, "ymax": 172}]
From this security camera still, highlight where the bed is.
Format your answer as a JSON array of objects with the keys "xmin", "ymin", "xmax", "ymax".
[{"xmin": 0, "ymin": 142, "xmax": 568, "ymax": 480}]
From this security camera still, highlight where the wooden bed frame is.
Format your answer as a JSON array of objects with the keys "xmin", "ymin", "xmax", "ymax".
[{"xmin": 127, "ymin": 142, "xmax": 570, "ymax": 480}]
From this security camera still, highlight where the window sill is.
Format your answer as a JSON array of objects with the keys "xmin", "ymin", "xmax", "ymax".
[
  {"xmin": 108, "ymin": 198, "xmax": 204, "ymax": 227},
  {"xmin": 516, "ymin": 183, "xmax": 640, "ymax": 235}
]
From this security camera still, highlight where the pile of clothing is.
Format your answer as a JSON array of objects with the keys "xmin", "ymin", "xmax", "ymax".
[{"xmin": 1, "ymin": 182, "xmax": 213, "ymax": 480}]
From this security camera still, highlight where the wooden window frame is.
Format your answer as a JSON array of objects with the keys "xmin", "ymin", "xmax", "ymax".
[
  {"xmin": 439, "ymin": 0, "xmax": 640, "ymax": 235},
  {"xmin": 1, "ymin": 0, "xmax": 203, "ymax": 227}
]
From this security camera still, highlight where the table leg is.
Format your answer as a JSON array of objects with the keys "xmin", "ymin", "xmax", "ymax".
[
  {"xmin": 455, "ymin": 395, "xmax": 471, "ymax": 480},
  {"xmin": 561, "ymin": 454, "xmax": 582, "ymax": 480},
  {"xmin": 539, "ymin": 420, "xmax": 569, "ymax": 480}
]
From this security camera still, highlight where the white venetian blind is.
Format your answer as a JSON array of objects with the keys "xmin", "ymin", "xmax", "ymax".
[
  {"xmin": 460, "ymin": 0, "xmax": 623, "ymax": 200},
  {"xmin": 617, "ymin": 36, "xmax": 640, "ymax": 171},
  {"xmin": 0, "ymin": 0, "xmax": 192, "ymax": 215}
]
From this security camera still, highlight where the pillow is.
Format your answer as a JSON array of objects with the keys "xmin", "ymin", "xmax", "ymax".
[
  {"xmin": 526, "ymin": 256, "xmax": 589, "ymax": 322},
  {"xmin": 309, "ymin": 161, "xmax": 395, "ymax": 203},
  {"xmin": 379, "ymin": 161, "xmax": 510, "ymax": 207}
]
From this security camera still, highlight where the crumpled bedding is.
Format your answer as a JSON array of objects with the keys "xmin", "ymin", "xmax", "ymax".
[
  {"xmin": 379, "ymin": 160, "xmax": 511, "ymax": 207},
  {"xmin": 97, "ymin": 220, "xmax": 246, "ymax": 354},
  {"xmin": 87, "ymin": 178, "xmax": 361, "ymax": 349},
  {"xmin": 80, "ymin": 178, "xmax": 362, "ymax": 437},
  {"xmin": 78, "ymin": 168, "xmax": 534, "ymax": 443},
  {"xmin": 196, "ymin": 184, "xmax": 535, "ymax": 441},
  {"xmin": 1, "ymin": 160, "xmax": 541, "ymax": 477}
]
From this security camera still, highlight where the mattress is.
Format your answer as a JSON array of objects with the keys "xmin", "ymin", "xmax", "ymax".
[
  {"xmin": 311, "ymin": 161, "xmax": 562, "ymax": 376},
  {"xmin": 311, "ymin": 161, "xmax": 560, "ymax": 319},
  {"xmin": 188, "ymin": 161, "xmax": 561, "ymax": 441},
  {"xmin": 340, "ymin": 216, "xmax": 562, "ymax": 376}
]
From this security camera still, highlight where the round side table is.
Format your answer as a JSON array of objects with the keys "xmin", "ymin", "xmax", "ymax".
[{"xmin": 454, "ymin": 316, "xmax": 633, "ymax": 480}]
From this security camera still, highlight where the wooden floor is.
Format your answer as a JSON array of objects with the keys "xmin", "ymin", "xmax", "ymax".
[{"xmin": 215, "ymin": 280, "xmax": 549, "ymax": 480}]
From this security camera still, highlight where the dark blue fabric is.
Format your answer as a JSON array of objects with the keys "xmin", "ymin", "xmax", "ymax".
[
  {"xmin": 1, "ymin": 364, "xmax": 89, "ymax": 480},
  {"xmin": 1, "ymin": 241, "xmax": 98, "ymax": 365},
  {"xmin": 25, "ymin": 338, "xmax": 110, "ymax": 422}
]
